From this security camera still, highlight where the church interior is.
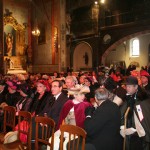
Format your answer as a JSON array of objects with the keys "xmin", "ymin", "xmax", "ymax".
[
  {"xmin": 0, "ymin": 0, "xmax": 150, "ymax": 74},
  {"xmin": 0, "ymin": 1, "xmax": 150, "ymax": 150}
]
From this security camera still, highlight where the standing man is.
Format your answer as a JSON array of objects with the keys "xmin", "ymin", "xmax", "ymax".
[
  {"xmin": 121, "ymin": 76, "xmax": 150, "ymax": 150},
  {"xmin": 84, "ymin": 87, "xmax": 122, "ymax": 150}
]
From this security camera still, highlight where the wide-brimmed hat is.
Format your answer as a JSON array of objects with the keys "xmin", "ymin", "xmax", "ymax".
[
  {"xmin": 68, "ymin": 84, "xmax": 90, "ymax": 95},
  {"xmin": 3, "ymin": 131, "xmax": 18, "ymax": 144}
]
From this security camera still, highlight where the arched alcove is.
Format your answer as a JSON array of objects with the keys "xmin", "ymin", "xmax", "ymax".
[{"xmin": 73, "ymin": 42, "xmax": 92, "ymax": 71}]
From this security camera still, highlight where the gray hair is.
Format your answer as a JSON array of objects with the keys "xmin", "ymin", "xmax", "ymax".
[
  {"xmin": 95, "ymin": 87, "xmax": 109, "ymax": 101},
  {"xmin": 65, "ymin": 75, "xmax": 78, "ymax": 84},
  {"xmin": 65, "ymin": 76, "xmax": 75, "ymax": 82}
]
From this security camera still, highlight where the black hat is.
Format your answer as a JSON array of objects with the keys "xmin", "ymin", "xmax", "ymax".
[
  {"xmin": 126, "ymin": 76, "xmax": 138, "ymax": 85},
  {"xmin": 104, "ymin": 77, "xmax": 117, "ymax": 92},
  {"xmin": 17, "ymin": 84, "xmax": 29, "ymax": 95}
]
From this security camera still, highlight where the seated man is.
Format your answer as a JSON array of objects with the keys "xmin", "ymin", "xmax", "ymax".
[
  {"xmin": 47, "ymin": 85, "xmax": 91, "ymax": 150},
  {"xmin": 46, "ymin": 80, "xmax": 68, "ymax": 127}
]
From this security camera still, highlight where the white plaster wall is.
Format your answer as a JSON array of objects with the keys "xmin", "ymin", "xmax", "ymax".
[
  {"xmin": 106, "ymin": 34, "xmax": 150, "ymax": 70},
  {"xmin": 73, "ymin": 42, "xmax": 92, "ymax": 71}
]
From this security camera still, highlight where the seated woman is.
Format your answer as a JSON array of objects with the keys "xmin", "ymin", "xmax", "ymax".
[
  {"xmin": 15, "ymin": 83, "xmax": 32, "ymax": 115},
  {"xmin": 5, "ymin": 80, "xmax": 20, "ymax": 107},
  {"xmin": 29, "ymin": 79, "xmax": 51, "ymax": 116},
  {"xmin": 47, "ymin": 85, "xmax": 91, "ymax": 150},
  {"xmin": 29, "ymin": 80, "xmax": 52, "ymax": 141}
]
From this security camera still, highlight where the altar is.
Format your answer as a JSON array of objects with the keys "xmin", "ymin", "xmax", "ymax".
[
  {"xmin": 3, "ymin": 14, "xmax": 28, "ymax": 75},
  {"xmin": 7, "ymin": 69, "xmax": 27, "ymax": 74},
  {"xmin": 4, "ymin": 56, "xmax": 27, "ymax": 74}
]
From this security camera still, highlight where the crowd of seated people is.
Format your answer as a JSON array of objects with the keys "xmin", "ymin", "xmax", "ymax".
[{"xmin": 0, "ymin": 66, "xmax": 149, "ymax": 150}]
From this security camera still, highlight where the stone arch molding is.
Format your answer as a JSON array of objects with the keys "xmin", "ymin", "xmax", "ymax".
[
  {"xmin": 73, "ymin": 41, "xmax": 93, "ymax": 71},
  {"xmin": 101, "ymin": 30, "xmax": 150, "ymax": 65}
]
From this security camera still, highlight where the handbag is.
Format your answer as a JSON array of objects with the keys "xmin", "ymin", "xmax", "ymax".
[{"xmin": 15, "ymin": 120, "xmax": 29, "ymax": 143}]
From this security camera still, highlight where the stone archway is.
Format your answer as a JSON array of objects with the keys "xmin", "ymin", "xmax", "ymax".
[
  {"xmin": 73, "ymin": 42, "xmax": 92, "ymax": 71},
  {"xmin": 101, "ymin": 30, "xmax": 150, "ymax": 66}
]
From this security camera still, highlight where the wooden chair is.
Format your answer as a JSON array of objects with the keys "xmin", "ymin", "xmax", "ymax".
[
  {"xmin": 0, "ymin": 111, "xmax": 32, "ymax": 150},
  {"xmin": 59, "ymin": 124, "xmax": 87, "ymax": 150},
  {"xmin": 35, "ymin": 116, "xmax": 55, "ymax": 150},
  {"xmin": 0, "ymin": 106, "xmax": 16, "ymax": 143}
]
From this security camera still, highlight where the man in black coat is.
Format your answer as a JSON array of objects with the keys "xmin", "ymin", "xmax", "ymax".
[
  {"xmin": 84, "ymin": 87, "xmax": 122, "ymax": 150},
  {"xmin": 120, "ymin": 76, "xmax": 150, "ymax": 150},
  {"xmin": 47, "ymin": 80, "xmax": 68, "ymax": 128},
  {"xmin": 135, "ymin": 99, "xmax": 150, "ymax": 150}
]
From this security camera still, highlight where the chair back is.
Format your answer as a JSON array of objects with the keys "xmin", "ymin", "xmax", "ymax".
[
  {"xmin": 59, "ymin": 124, "xmax": 86, "ymax": 150},
  {"xmin": 3, "ymin": 106, "xmax": 16, "ymax": 133},
  {"xmin": 17, "ymin": 111, "xmax": 32, "ymax": 149},
  {"xmin": 35, "ymin": 116, "xmax": 55, "ymax": 150}
]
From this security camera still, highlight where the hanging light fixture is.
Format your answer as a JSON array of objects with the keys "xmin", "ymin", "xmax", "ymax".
[
  {"xmin": 32, "ymin": 6, "xmax": 40, "ymax": 37},
  {"xmin": 32, "ymin": 26, "xmax": 40, "ymax": 36}
]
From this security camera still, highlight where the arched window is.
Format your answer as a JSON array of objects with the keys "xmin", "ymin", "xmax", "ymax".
[{"xmin": 130, "ymin": 38, "xmax": 140, "ymax": 57}]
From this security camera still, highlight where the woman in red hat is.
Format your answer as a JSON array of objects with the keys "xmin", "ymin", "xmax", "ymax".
[{"xmin": 30, "ymin": 79, "xmax": 51, "ymax": 117}]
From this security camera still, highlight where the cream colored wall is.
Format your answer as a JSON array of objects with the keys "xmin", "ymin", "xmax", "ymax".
[
  {"xmin": 33, "ymin": 1, "xmax": 52, "ymax": 65},
  {"xmin": 106, "ymin": 34, "xmax": 150, "ymax": 70}
]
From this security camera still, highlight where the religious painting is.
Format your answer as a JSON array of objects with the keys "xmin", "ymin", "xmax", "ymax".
[{"xmin": 38, "ymin": 26, "xmax": 46, "ymax": 45}]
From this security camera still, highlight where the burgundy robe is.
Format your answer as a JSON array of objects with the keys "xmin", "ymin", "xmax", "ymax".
[{"xmin": 57, "ymin": 100, "xmax": 91, "ymax": 129}]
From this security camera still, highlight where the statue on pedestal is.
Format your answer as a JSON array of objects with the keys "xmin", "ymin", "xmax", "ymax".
[{"xmin": 6, "ymin": 33, "xmax": 13, "ymax": 56}]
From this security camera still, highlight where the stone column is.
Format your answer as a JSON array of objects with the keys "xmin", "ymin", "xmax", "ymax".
[
  {"xmin": 0, "ymin": 0, "xmax": 4, "ymax": 74},
  {"xmin": 27, "ymin": 2, "xmax": 32, "ymax": 72},
  {"xmin": 59, "ymin": 0, "xmax": 67, "ymax": 72}
]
